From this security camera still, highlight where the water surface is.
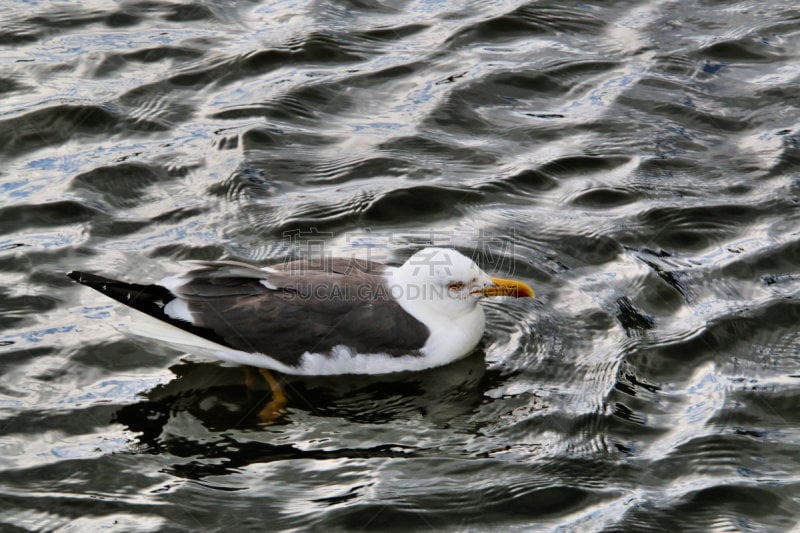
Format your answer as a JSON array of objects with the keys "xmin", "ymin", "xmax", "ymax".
[{"xmin": 1, "ymin": 0, "xmax": 799, "ymax": 530}]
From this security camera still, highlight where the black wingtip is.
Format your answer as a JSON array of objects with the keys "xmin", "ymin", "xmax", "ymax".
[
  {"xmin": 65, "ymin": 269, "xmax": 229, "ymax": 349},
  {"xmin": 66, "ymin": 270, "xmax": 177, "ymax": 318},
  {"xmin": 66, "ymin": 270, "xmax": 114, "ymax": 287}
]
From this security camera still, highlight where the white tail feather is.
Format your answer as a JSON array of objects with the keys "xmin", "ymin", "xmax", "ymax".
[{"xmin": 126, "ymin": 311, "xmax": 294, "ymax": 372}]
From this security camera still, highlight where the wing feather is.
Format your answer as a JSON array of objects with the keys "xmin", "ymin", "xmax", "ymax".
[{"xmin": 165, "ymin": 258, "xmax": 429, "ymax": 366}]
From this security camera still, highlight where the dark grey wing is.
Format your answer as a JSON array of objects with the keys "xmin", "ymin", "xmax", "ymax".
[
  {"xmin": 270, "ymin": 257, "xmax": 394, "ymax": 276},
  {"xmin": 169, "ymin": 259, "xmax": 430, "ymax": 366}
]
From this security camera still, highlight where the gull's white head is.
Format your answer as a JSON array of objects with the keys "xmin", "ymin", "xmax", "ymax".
[{"xmin": 391, "ymin": 247, "xmax": 534, "ymax": 319}]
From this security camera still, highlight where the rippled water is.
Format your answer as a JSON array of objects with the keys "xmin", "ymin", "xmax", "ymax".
[{"xmin": 2, "ymin": 0, "xmax": 800, "ymax": 530}]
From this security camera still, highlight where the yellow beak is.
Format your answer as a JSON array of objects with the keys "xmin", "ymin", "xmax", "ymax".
[{"xmin": 484, "ymin": 277, "xmax": 535, "ymax": 298}]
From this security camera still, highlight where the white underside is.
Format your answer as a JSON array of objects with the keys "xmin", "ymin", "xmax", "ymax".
[{"xmin": 127, "ymin": 310, "xmax": 480, "ymax": 375}]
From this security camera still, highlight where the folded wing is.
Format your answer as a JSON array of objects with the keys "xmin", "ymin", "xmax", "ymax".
[{"xmin": 69, "ymin": 258, "xmax": 429, "ymax": 367}]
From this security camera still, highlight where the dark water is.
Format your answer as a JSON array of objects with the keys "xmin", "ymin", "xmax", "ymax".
[{"xmin": 2, "ymin": 0, "xmax": 800, "ymax": 530}]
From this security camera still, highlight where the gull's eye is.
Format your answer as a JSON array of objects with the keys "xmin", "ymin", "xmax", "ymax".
[{"xmin": 448, "ymin": 281, "xmax": 465, "ymax": 291}]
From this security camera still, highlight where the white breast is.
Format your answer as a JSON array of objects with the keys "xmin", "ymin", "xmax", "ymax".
[{"xmin": 419, "ymin": 306, "xmax": 486, "ymax": 364}]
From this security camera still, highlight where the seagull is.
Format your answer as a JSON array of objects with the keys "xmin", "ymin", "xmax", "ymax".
[{"xmin": 67, "ymin": 247, "xmax": 534, "ymax": 376}]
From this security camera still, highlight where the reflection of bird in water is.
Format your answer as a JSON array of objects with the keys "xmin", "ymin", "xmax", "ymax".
[
  {"xmin": 114, "ymin": 351, "xmax": 493, "ymax": 474},
  {"xmin": 69, "ymin": 247, "xmax": 533, "ymax": 423}
]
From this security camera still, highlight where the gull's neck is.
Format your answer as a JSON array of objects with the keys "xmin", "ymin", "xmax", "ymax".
[{"xmin": 384, "ymin": 267, "xmax": 486, "ymax": 362}]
